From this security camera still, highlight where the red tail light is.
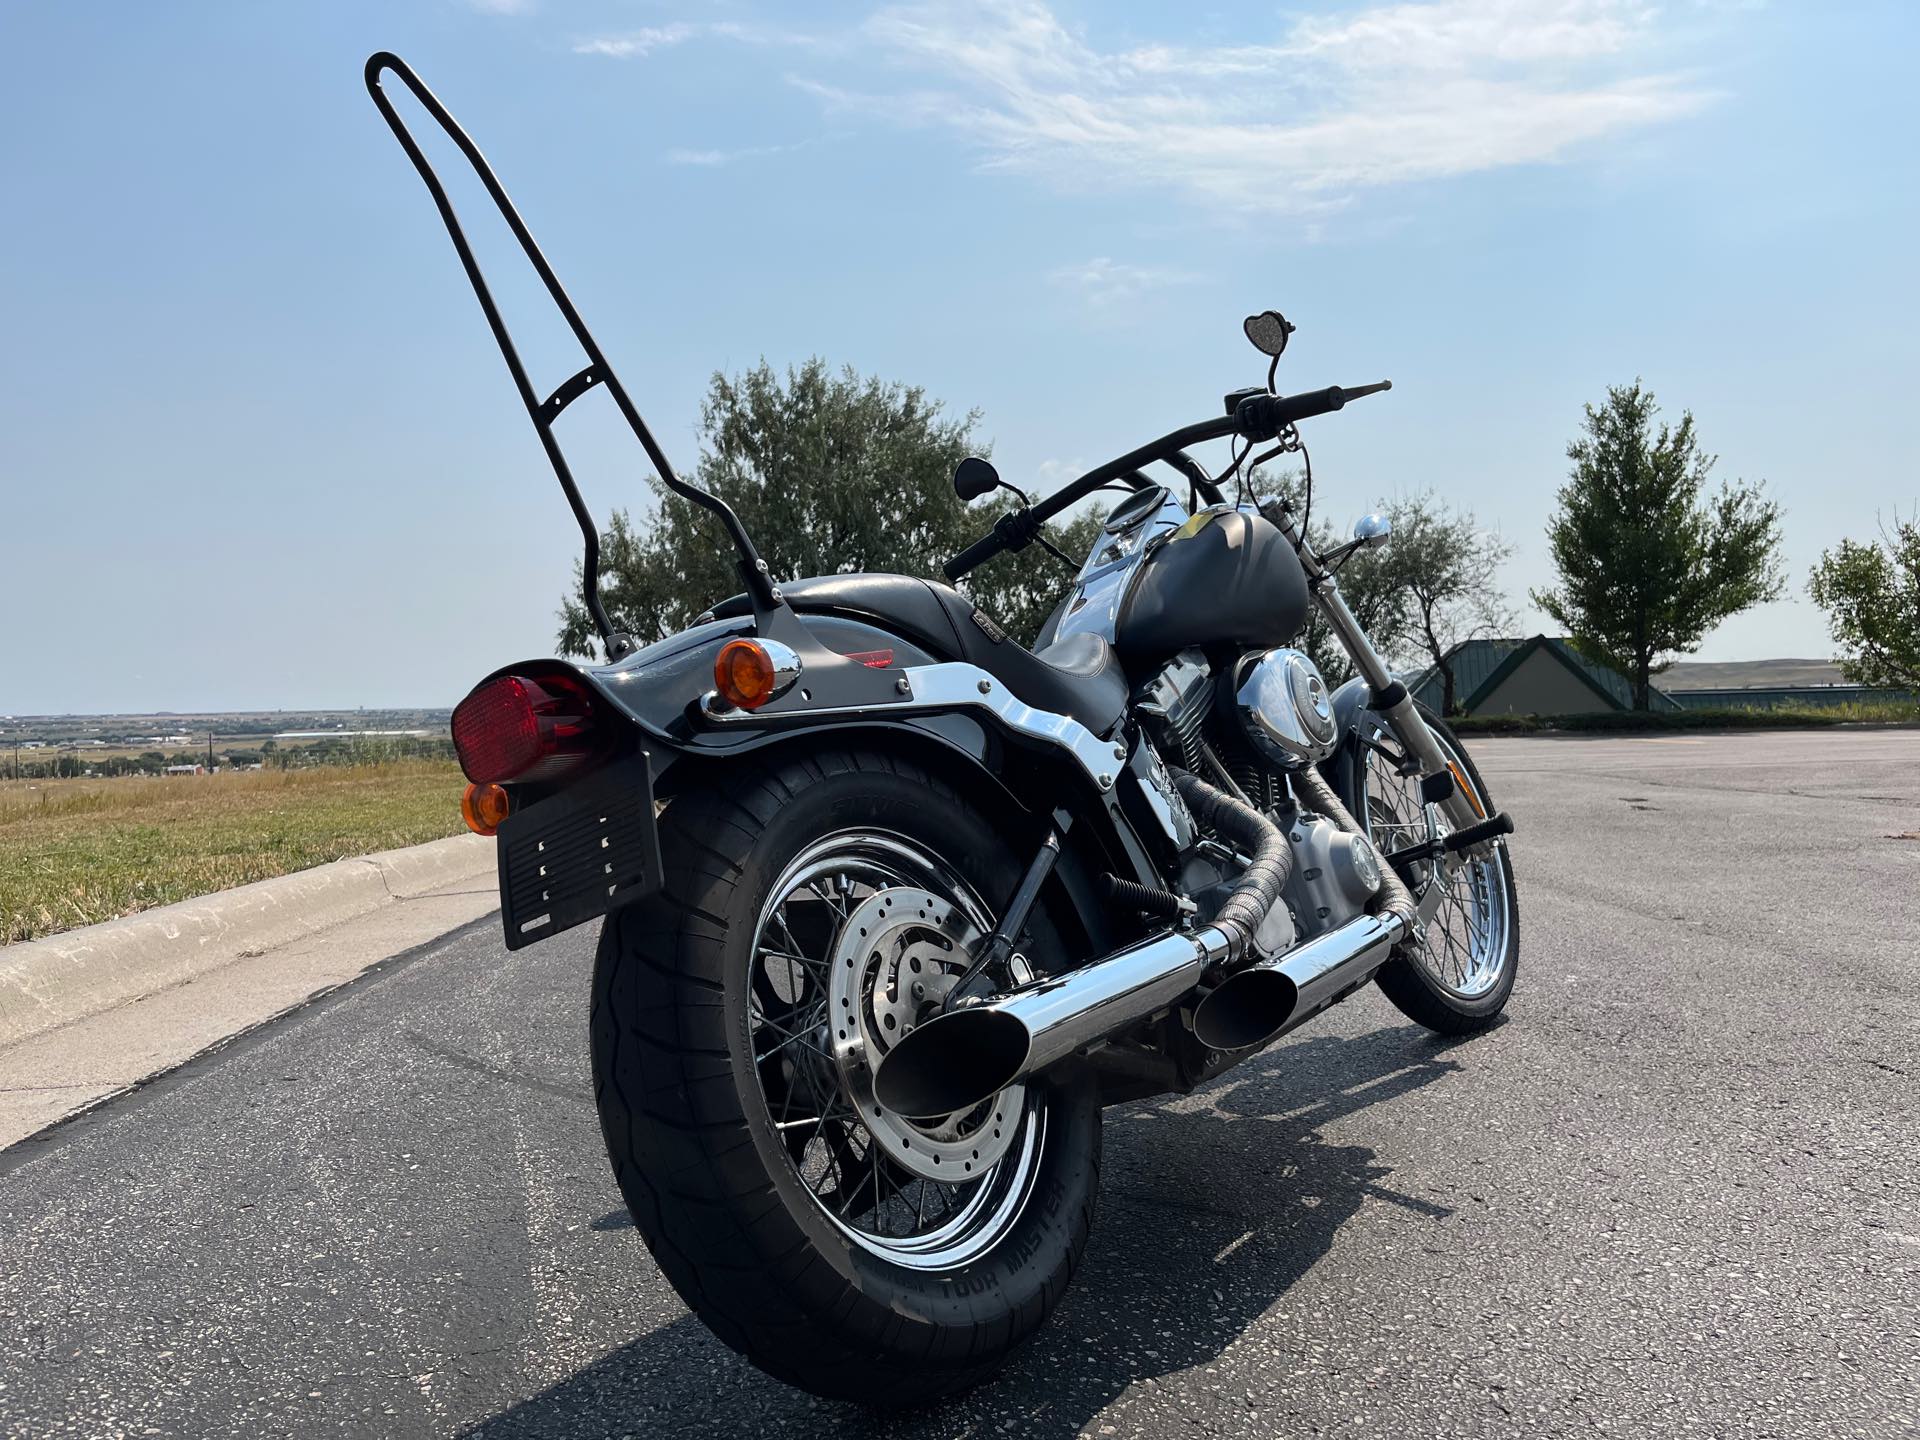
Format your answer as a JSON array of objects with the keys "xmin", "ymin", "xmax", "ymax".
[{"xmin": 452, "ymin": 671, "xmax": 603, "ymax": 784}]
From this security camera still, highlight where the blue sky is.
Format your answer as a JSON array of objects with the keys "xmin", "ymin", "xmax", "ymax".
[{"xmin": 1, "ymin": 0, "xmax": 1913, "ymax": 713}]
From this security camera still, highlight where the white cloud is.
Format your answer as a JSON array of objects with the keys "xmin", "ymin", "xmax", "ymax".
[
  {"xmin": 804, "ymin": 0, "xmax": 1718, "ymax": 215},
  {"xmin": 1033, "ymin": 457, "xmax": 1087, "ymax": 486},
  {"xmin": 574, "ymin": 20, "xmax": 824, "ymax": 60},
  {"xmin": 665, "ymin": 140, "xmax": 809, "ymax": 167},
  {"xmin": 573, "ymin": 25, "xmax": 697, "ymax": 59},
  {"xmin": 573, "ymin": 0, "xmax": 1722, "ymax": 218},
  {"xmin": 1049, "ymin": 257, "xmax": 1198, "ymax": 307}
]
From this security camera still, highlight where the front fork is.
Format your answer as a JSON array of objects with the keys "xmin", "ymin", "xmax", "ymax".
[
  {"xmin": 1311, "ymin": 581, "xmax": 1484, "ymax": 830},
  {"xmin": 1269, "ymin": 508, "xmax": 1483, "ymax": 836}
]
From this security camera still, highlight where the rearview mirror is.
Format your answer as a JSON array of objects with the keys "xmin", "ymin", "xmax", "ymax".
[
  {"xmin": 1242, "ymin": 310, "xmax": 1295, "ymax": 358},
  {"xmin": 953, "ymin": 456, "xmax": 1002, "ymax": 503},
  {"xmin": 1353, "ymin": 513, "xmax": 1392, "ymax": 549}
]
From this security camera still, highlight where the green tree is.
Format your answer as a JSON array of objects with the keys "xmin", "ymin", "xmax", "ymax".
[
  {"xmin": 1532, "ymin": 382, "xmax": 1784, "ymax": 710},
  {"xmin": 1808, "ymin": 513, "xmax": 1920, "ymax": 690},
  {"xmin": 559, "ymin": 359, "xmax": 1102, "ymax": 656},
  {"xmin": 1387, "ymin": 493, "xmax": 1516, "ymax": 715}
]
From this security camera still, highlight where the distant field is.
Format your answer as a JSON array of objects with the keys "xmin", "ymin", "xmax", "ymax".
[
  {"xmin": 1661, "ymin": 657, "xmax": 1847, "ymax": 689},
  {"xmin": 0, "ymin": 762, "xmax": 467, "ymax": 945}
]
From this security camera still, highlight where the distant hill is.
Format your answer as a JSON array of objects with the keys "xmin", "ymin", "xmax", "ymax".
[{"xmin": 1661, "ymin": 658, "xmax": 1846, "ymax": 691}]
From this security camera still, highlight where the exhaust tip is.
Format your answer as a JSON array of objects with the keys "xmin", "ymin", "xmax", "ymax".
[
  {"xmin": 872, "ymin": 1007, "xmax": 1032, "ymax": 1120},
  {"xmin": 1191, "ymin": 966, "xmax": 1298, "ymax": 1053}
]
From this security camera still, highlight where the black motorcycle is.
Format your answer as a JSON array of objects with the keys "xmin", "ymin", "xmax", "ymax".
[{"xmin": 369, "ymin": 54, "xmax": 1520, "ymax": 1406}]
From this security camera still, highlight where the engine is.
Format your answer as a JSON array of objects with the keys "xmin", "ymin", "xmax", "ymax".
[
  {"xmin": 1136, "ymin": 646, "xmax": 1337, "ymax": 811},
  {"xmin": 1136, "ymin": 646, "xmax": 1380, "ymax": 947}
]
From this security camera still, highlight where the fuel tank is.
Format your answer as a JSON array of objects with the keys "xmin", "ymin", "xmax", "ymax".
[{"xmin": 1114, "ymin": 507, "xmax": 1309, "ymax": 663}]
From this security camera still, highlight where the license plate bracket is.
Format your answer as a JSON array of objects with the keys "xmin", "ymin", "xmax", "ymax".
[{"xmin": 496, "ymin": 753, "xmax": 662, "ymax": 950}]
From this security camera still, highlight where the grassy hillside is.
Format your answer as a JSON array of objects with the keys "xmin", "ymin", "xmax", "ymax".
[{"xmin": 0, "ymin": 762, "xmax": 466, "ymax": 945}]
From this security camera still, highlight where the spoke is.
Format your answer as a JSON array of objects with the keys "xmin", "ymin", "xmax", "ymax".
[
  {"xmin": 769, "ymin": 909, "xmax": 826, "ymax": 968},
  {"xmin": 749, "ymin": 996, "xmax": 826, "ymax": 1046},
  {"xmin": 747, "ymin": 1001, "xmax": 814, "ymax": 1041},
  {"xmin": 758, "ymin": 944, "xmax": 827, "ymax": 972},
  {"xmin": 753, "ymin": 1015, "xmax": 826, "ymax": 1066},
  {"xmin": 806, "ymin": 876, "xmax": 854, "ymax": 926},
  {"xmin": 776, "ymin": 1099, "xmax": 852, "ymax": 1133},
  {"xmin": 816, "ymin": 1123, "xmax": 849, "ymax": 1203},
  {"xmin": 836, "ymin": 1129, "xmax": 875, "ymax": 1219}
]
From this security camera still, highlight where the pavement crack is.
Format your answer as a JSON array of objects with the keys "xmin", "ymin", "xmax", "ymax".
[{"xmin": 403, "ymin": 1031, "xmax": 589, "ymax": 1104}]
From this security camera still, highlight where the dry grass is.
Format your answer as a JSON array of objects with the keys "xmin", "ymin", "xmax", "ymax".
[{"xmin": 0, "ymin": 762, "xmax": 467, "ymax": 945}]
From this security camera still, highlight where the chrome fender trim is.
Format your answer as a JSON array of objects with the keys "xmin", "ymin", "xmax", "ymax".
[{"xmin": 700, "ymin": 661, "xmax": 1129, "ymax": 793}]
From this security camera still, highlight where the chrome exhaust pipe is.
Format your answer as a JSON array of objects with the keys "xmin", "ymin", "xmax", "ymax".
[
  {"xmin": 1190, "ymin": 910, "xmax": 1406, "ymax": 1053},
  {"xmin": 871, "ymin": 926, "xmax": 1231, "ymax": 1120}
]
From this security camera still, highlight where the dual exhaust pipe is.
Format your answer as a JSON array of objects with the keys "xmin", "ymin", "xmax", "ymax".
[{"xmin": 872, "ymin": 907, "xmax": 1407, "ymax": 1120}]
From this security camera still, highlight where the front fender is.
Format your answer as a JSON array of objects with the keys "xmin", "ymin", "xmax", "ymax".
[{"xmin": 1320, "ymin": 674, "xmax": 1375, "ymax": 812}]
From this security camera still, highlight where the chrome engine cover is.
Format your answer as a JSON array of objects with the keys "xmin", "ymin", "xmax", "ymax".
[
  {"xmin": 1234, "ymin": 648, "xmax": 1338, "ymax": 768},
  {"xmin": 1284, "ymin": 812, "xmax": 1385, "ymax": 936}
]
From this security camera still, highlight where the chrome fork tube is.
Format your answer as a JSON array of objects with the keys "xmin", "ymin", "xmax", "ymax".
[{"xmin": 1270, "ymin": 505, "xmax": 1482, "ymax": 831}]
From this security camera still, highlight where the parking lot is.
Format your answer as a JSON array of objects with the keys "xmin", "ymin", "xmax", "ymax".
[{"xmin": 3, "ymin": 729, "xmax": 1916, "ymax": 1438}]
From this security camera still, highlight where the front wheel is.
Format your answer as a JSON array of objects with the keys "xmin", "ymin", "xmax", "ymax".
[
  {"xmin": 1350, "ymin": 704, "xmax": 1520, "ymax": 1033},
  {"xmin": 590, "ymin": 748, "xmax": 1100, "ymax": 1406}
]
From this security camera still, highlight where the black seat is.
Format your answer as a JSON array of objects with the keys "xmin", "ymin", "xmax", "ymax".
[{"xmin": 709, "ymin": 573, "xmax": 1129, "ymax": 737}]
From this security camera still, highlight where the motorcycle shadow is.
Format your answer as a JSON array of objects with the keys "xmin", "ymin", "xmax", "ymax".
[{"xmin": 467, "ymin": 1022, "xmax": 1464, "ymax": 1439}]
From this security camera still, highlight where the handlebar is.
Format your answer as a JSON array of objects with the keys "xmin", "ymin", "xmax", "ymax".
[
  {"xmin": 1230, "ymin": 381, "xmax": 1391, "ymax": 442},
  {"xmin": 942, "ymin": 380, "xmax": 1391, "ymax": 581},
  {"xmin": 943, "ymin": 518, "xmax": 1027, "ymax": 582}
]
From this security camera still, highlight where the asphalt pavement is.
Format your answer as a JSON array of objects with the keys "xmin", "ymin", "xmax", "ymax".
[{"xmin": 3, "ymin": 729, "xmax": 1916, "ymax": 1439}]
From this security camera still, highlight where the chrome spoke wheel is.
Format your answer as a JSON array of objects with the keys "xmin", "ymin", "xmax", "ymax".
[
  {"xmin": 748, "ymin": 832, "xmax": 1045, "ymax": 1270},
  {"xmin": 1358, "ymin": 722, "xmax": 1513, "ymax": 1000}
]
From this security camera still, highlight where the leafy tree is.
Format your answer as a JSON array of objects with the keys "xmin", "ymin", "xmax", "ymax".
[
  {"xmin": 559, "ymin": 359, "xmax": 1102, "ymax": 656},
  {"xmin": 1386, "ymin": 493, "xmax": 1516, "ymax": 715},
  {"xmin": 1532, "ymin": 382, "xmax": 1784, "ymax": 710},
  {"xmin": 1808, "ymin": 513, "xmax": 1920, "ymax": 690}
]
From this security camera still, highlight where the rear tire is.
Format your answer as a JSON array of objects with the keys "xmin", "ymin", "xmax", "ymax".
[
  {"xmin": 1350, "ymin": 704, "xmax": 1520, "ymax": 1035},
  {"xmin": 590, "ymin": 747, "xmax": 1100, "ymax": 1406}
]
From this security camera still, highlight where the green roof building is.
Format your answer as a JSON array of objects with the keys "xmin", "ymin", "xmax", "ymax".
[{"xmin": 1407, "ymin": 636, "xmax": 1681, "ymax": 716}]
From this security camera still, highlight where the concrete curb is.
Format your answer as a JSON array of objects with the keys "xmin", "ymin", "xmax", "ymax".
[{"xmin": 0, "ymin": 834, "xmax": 495, "ymax": 1052}]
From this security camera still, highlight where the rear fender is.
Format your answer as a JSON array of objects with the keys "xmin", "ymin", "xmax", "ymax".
[{"xmin": 473, "ymin": 611, "xmax": 1163, "ymax": 946}]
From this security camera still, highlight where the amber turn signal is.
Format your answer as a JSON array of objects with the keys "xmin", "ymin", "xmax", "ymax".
[
  {"xmin": 1447, "ymin": 760, "xmax": 1485, "ymax": 819},
  {"xmin": 714, "ymin": 638, "xmax": 779, "ymax": 710},
  {"xmin": 462, "ymin": 781, "xmax": 512, "ymax": 835}
]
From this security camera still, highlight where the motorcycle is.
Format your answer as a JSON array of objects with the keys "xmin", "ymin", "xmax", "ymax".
[{"xmin": 367, "ymin": 53, "xmax": 1520, "ymax": 1406}]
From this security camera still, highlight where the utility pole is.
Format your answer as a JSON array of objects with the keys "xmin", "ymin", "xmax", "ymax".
[{"xmin": 208, "ymin": 730, "xmax": 215, "ymax": 774}]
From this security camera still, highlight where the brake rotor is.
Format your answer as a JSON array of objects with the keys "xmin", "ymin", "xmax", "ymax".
[{"xmin": 828, "ymin": 886, "xmax": 1023, "ymax": 1182}]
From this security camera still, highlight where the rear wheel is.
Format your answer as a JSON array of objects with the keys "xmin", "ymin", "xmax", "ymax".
[
  {"xmin": 1350, "ymin": 704, "xmax": 1519, "ymax": 1033},
  {"xmin": 591, "ymin": 748, "xmax": 1099, "ymax": 1405}
]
